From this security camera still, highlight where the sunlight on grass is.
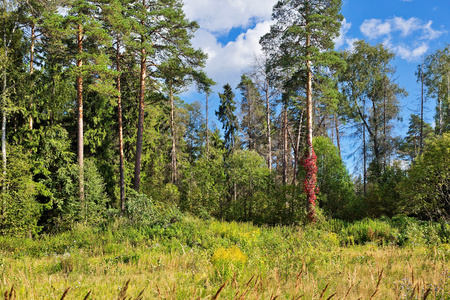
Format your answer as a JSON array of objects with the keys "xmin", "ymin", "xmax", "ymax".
[{"xmin": 1, "ymin": 217, "xmax": 450, "ymax": 299}]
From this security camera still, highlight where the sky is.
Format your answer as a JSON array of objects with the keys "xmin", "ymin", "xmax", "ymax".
[{"xmin": 181, "ymin": 0, "xmax": 449, "ymax": 168}]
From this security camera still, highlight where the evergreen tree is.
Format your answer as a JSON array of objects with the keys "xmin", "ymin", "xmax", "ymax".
[
  {"xmin": 237, "ymin": 74, "xmax": 265, "ymax": 154},
  {"xmin": 125, "ymin": 0, "xmax": 207, "ymax": 191},
  {"xmin": 216, "ymin": 84, "xmax": 238, "ymax": 152},
  {"xmin": 261, "ymin": 0, "xmax": 344, "ymax": 221}
]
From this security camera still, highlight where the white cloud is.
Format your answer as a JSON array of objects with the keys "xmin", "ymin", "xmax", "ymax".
[
  {"xmin": 334, "ymin": 19, "xmax": 351, "ymax": 48},
  {"xmin": 422, "ymin": 21, "xmax": 445, "ymax": 40},
  {"xmin": 191, "ymin": 21, "xmax": 274, "ymax": 90},
  {"xmin": 360, "ymin": 19, "xmax": 392, "ymax": 39},
  {"xmin": 359, "ymin": 17, "xmax": 445, "ymax": 62},
  {"xmin": 392, "ymin": 17, "xmax": 422, "ymax": 37},
  {"xmin": 183, "ymin": 0, "xmax": 277, "ymax": 34},
  {"xmin": 360, "ymin": 17, "xmax": 444, "ymax": 41},
  {"xmin": 395, "ymin": 43, "xmax": 429, "ymax": 61}
]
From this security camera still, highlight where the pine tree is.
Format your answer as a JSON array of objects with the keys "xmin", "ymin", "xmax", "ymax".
[
  {"xmin": 126, "ymin": 0, "xmax": 207, "ymax": 191},
  {"xmin": 261, "ymin": 0, "xmax": 343, "ymax": 221},
  {"xmin": 43, "ymin": 0, "xmax": 116, "ymax": 213}
]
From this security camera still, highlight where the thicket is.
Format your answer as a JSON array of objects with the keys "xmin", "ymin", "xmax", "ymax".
[{"xmin": 1, "ymin": 0, "xmax": 450, "ymax": 237}]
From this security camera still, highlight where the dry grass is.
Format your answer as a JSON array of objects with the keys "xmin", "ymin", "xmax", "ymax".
[{"xmin": 1, "ymin": 219, "xmax": 449, "ymax": 299}]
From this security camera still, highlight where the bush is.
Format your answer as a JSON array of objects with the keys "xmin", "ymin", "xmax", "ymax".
[
  {"xmin": 0, "ymin": 145, "xmax": 41, "ymax": 237},
  {"xmin": 313, "ymin": 136, "xmax": 356, "ymax": 220},
  {"xmin": 340, "ymin": 218, "xmax": 399, "ymax": 245},
  {"xmin": 398, "ymin": 134, "xmax": 450, "ymax": 220}
]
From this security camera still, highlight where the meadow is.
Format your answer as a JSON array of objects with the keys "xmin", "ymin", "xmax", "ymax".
[{"xmin": 1, "ymin": 216, "xmax": 450, "ymax": 299}]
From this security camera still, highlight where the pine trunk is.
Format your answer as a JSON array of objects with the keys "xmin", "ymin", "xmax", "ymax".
[
  {"xmin": 205, "ymin": 93, "xmax": 209, "ymax": 155},
  {"xmin": 282, "ymin": 104, "xmax": 287, "ymax": 185},
  {"xmin": 29, "ymin": 22, "xmax": 35, "ymax": 130},
  {"xmin": 116, "ymin": 35, "xmax": 125, "ymax": 213},
  {"xmin": 304, "ymin": 22, "xmax": 317, "ymax": 221},
  {"xmin": 76, "ymin": 24, "xmax": 85, "ymax": 203},
  {"xmin": 363, "ymin": 100, "xmax": 367, "ymax": 195},
  {"xmin": 134, "ymin": 37, "xmax": 146, "ymax": 192},
  {"xmin": 420, "ymin": 59, "xmax": 424, "ymax": 154},
  {"xmin": 266, "ymin": 86, "xmax": 272, "ymax": 171},
  {"xmin": 335, "ymin": 115, "xmax": 341, "ymax": 157},
  {"xmin": 170, "ymin": 84, "xmax": 177, "ymax": 184}
]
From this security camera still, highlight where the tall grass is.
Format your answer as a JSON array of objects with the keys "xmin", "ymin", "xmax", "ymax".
[{"xmin": 1, "ymin": 216, "xmax": 449, "ymax": 299}]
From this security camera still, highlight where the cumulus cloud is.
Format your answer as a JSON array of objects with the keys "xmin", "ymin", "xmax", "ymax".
[
  {"xmin": 395, "ymin": 43, "xmax": 429, "ymax": 61},
  {"xmin": 183, "ymin": 0, "xmax": 277, "ymax": 34},
  {"xmin": 360, "ymin": 17, "xmax": 444, "ymax": 41},
  {"xmin": 359, "ymin": 17, "xmax": 445, "ymax": 62},
  {"xmin": 334, "ymin": 19, "xmax": 352, "ymax": 48},
  {"xmin": 360, "ymin": 19, "xmax": 392, "ymax": 39},
  {"xmin": 191, "ymin": 21, "xmax": 274, "ymax": 90}
]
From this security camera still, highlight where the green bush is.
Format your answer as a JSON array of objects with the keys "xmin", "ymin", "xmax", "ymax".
[
  {"xmin": 398, "ymin": 133, "xmax": 450, "ymax": 220},
  {"xmin": 0, "ymin": 145, "xmax": 41, "ymax": 237},
  {"xmin": 340, "ymin": 218, "xmax": 399, "ymax": 245}
]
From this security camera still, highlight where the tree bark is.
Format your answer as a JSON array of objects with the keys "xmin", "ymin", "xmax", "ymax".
[
  {"xmin": 304, "ymin": 18, "xmax": 317, "ymax": 220},
  {"xmin": 282, "ymin": 104, "xmax": 288, "ymax": 185},
  {"xmin": 205, "ymin": 93, "xmax": 209, "ymax": 155},
  {"xmin": 291, "ymin": 109, "xmax": 304, "ymax": 185},
  {"xmin": 76, "ymin": 23, "xmax": 85, "ymax": 203},
  {"xmin": 265, "ymin": 85, "xmax": 272, "ymax": 171},
  {"xmin": 134, "ymin": 36, "xmax": 146, "ymax": 192},
  {"xmin": 170, "ymin": 84, "xmax": 177, "ymax": 184},
  {"xmin": 29, "ymin": 22, "xmax": 35, "ymax": 130},
  {"xmin": 363, "ymin": 99, "xmax": 366, "ymax": 195},
  {"xmin": 420, "ymin": 59, "xmax": 424, "ymax": 155},
  {"xmin": 334, "ymin": 114, "xmax": 341, "ymax": 157},
  {"xmin": 116, "ymin": 34, "xmax": 125, "ymax": 213}
]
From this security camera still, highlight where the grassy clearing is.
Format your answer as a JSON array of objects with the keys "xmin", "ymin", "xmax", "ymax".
[{"xmin": 1, "ymin": 216, "xmax": 450, "ymax": 299}]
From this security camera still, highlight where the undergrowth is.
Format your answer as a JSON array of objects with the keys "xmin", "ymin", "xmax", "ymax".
[{"xmin": 1, "ymin": 216, "xmax": 450, "ymax": 299}]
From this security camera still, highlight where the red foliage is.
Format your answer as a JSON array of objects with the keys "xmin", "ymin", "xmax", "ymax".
[{"xmin": 301, "ymin": 139, "xmax": 319, "ymax": 222}]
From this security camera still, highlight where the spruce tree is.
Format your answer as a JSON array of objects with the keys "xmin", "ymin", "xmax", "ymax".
[{"xmin": 216, "ymin": 84, "xmax": 238, "ymax": 153}]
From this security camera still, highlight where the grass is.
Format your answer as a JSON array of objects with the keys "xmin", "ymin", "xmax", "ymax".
[{"xmin": 1, "ymin": 216, "xmax": 450, "ymax": 299}]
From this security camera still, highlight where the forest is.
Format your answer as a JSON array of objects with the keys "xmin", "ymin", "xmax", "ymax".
[{"xmin": 1, "ymin": 0, "xmax": 450, "ymax": 238}]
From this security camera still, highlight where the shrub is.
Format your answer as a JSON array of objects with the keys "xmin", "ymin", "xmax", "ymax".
[
  {"xmin": 398, "ymin": 133, "xmax": 450, "ymax": 220},
  {"xmin": 0, "ymin": 145, "xmax": 41, "ymax": 237}
]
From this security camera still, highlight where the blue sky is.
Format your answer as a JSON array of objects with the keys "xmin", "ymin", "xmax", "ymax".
[{"xmin": 181, "ymin": 0, "xmax": 449, "ymax": 168}]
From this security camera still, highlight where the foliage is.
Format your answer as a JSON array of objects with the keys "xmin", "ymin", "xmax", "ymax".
[
  {"xmin": 123, "ymin": 188, "xmax": 155, "ymax": 227},
  {"xmin": 398, "ymin": 133, "xmax": 450, "ymax": 220},
  {"xmin": 227, "ymin": 150, "xmax": 271, "ymax": 222},
  {"xmin": 364, "ymin": 163, "xmax": 407, "ymax": 218},
  {"xmin": 0, "ymin": 145, "xmax": 40, "ymax": 237},
  {"xmin": 1, "ymin": 217, "xmax": 450, "ymax": 298},
  {"xmin": 313, "ymin": 136, "xmax": 355, "ymax": 219},
  {"xmin": 212, "ymin": 246, "xmax": 247, "ymax": 279},
  {"xmin": 216, "ymin": 84, "xmax": 239, "ymax": 152}
]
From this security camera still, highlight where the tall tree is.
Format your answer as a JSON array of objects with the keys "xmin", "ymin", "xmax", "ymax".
[
  {"xmin": 423, "ymin": 45, "xmax": 450, "ymax": 135},
  {"xmin": 103, "ymin": 0, "xmax": 131, "ymax": 213},
  {"xmin": 216, "ymin": 84, "xmax": 238, "ymax": 153},
  {"xmin": 43, "ymin": 0, "xmax": 116, "ymax": 209},
  {"xmin": 261, "ymin": 0, "xmax": 343, "ymax": 221},
  {"xmin": 126, "ymin": 0, "xmax": 206, "ymax": 191},
  {"xmin": 400, "ymin": 114, "xmax": 433, "ymax": 162},
  {"xmin": 159, "ymin": 58, "xmax": 209, "ymax": 184},
  {"xmin": 249, "ymin": 55, "xmax": 280, "ymax": 171},
  {"xmin": 237, "ymin": 74, "xmax": 265, "ymax": 153},
  {"xmin": 1, "ymin": 0, "xmax": 21, "ymax": 194}
]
